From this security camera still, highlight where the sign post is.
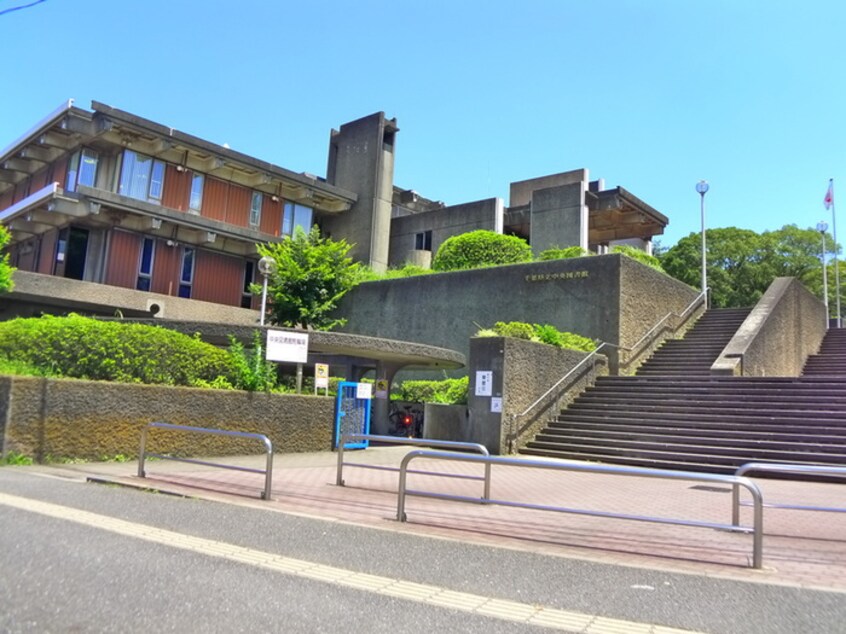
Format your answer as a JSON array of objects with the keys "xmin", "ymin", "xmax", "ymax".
[
  {"xmin": 315, "ymin": 363, "xmax": 329, "ymax": 396},
  {"xmin": 265, "ymin": 330, "xmax": 309, "ymax": 394}
]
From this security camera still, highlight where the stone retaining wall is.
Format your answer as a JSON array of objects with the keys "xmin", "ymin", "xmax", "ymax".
[{"xmin": 0, "ymin": 376, "xmax": 335, "ymax": 461}]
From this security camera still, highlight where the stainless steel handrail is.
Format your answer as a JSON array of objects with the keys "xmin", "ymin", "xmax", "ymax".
[
  {"xmin": 732, "ymin": 462, "xmax": 846, "ymax": 525},
  {"xmin": 397, "ymin": 451, "xmax": 764, "ymax": 569},
  {"xmin": 138, "ymin": 422, "xmax": 274, "ymax": 500},
  {"xmin": 337, "ymin": 434, "xmax": 491, "ymax": 500},
  {"xmin": 620, "ymin": 291, "xmax": 706, "ymax": 364}
]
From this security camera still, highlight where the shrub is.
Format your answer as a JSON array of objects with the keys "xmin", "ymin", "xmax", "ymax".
[
  {"xmin": 432, "ymin": 230, "xmax": 532, "ymax": 271},
  {"xmin": 226, "ymin": 331, "xmax": 278, "ymax": 392},
  {"xmin": 0, "ymin": 314, "xmax": 236, "ymax": 386},
  {"xmin": 538, "ymin": 246, "xmax": 592, "ymax": 260},
  {"xmin": 475, "ymin": 321, "xmax": 596, "ymax": 352},
  {"xmin": 394, "ymin": 376, "xmax": 468, "ymax": 405},
  {"xmin": 610, "ymin": 244, "xmax": 664, "ymax": 272}
]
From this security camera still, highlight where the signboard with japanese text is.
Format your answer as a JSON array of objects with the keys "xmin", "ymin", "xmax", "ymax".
[{"xmin": 266, "ymin": 330, "xmax": 309, "ymax": 364}]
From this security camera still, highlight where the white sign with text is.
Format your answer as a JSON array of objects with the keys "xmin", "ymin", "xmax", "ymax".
[{"xmin": 266, "ymin": 330, "xmax": 309, "ymax": 364}]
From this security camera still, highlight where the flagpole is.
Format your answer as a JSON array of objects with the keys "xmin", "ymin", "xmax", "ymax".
[{"xmin": 831, "ymin": 179, "xmax": 842, "ymax": 328}]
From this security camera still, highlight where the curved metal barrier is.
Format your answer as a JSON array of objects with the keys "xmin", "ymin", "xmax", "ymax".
[
  {"xmin": 397, "ymin": 450, "xmax": 764, "ymax": 569},
  {"xmin": 336, "ymin": 434, "xmax": 490, "ymax": 499},
  {"xmin": 138, "ymin": 422, "xmax": 274, "ymax": 500},
  {"xmin": 732, "ymin": 462, "xmax": 846, "ymax": 525}
]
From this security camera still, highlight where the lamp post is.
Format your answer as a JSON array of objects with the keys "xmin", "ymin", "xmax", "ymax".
[
  {"xmin": 257, "ymin": 256, "xmax": 277, "ymax": 327},
  {"xmin": 695, "ymin": 180, "xmax": 710, "ymax": 301}
]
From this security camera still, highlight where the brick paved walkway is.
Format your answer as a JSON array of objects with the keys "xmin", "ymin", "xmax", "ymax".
[{"xmin": 65, "ymin": 447, "xmax": 846, "ymax": 592}]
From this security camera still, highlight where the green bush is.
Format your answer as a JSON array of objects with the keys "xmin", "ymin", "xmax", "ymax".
[
  {"xmin": 610, "ymin": 244, "xmax": 664, "ymax": 272},
  {"xmin": 0, "ymin": 314, "xmax": 236, "ymax": 386},
  {"xmin": 476, "ymin": 321, "xmax": 596, "ymax": 352},
  {"xmin": 394, "ymin": 376, "xmax": 468, "ymax": 405},
  {"xmin": 432, "ymin": 230, "xmax": 533, "ymax": 272},
  {"xmin": 538, "ymin": 246, "xmax": 592, "ymax": 260},
  {"xmin": 227, "ymin": 331, "xmax": 278, "ymax": 392}
]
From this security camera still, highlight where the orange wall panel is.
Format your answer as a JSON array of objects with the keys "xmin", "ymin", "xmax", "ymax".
[
  {"xmin": 193, "ymin": 250, "xmax": 243, "ymax": 306},
  {"xmin": 0, "ymin": 190, "xmax": 12, "ymax": 210},
  {"xmin": 226, "ymin": 184, "xmax": 251, "ymax": 228},
  {"xmin": 259, "ymin": 196, "xmax": 282, "ymax": 236},
  {"xmin": 162, "ymin": 165, "xmax": 191, "ymax": 212},
  {"xmin": 53, "ymin": 156, "xmax": 68, "ymax": 190},
  {"xmin": 151, "ymin": 241, "xmax": 181, "ymax": 296},
  {"xmin": 203, "ymin": 177, "xmax": 228, "ymax": 222},
  {"xmin": 37, "ymin": 229, "xmax": 58, "ymax": 274},
  {"xmin": 104, "ymin": 230, "xmax": 142, "ymax": 289}
]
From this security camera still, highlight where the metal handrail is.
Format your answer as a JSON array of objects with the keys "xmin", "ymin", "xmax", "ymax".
[
  {"xmin": 337, "ymin": 434, "xmax": 491, "ymax": 500},
  {"xmin": 732, "ymin": 462, "xmax": 846, "ymax": 525},
  {"xmin": 619, "ymin": 291, "xmax": 707, "ymax": 364},
  {"xmin": 397, "ymin": 451, "xmax": 764, "ymax": 569},
  {"xmin": 138, "ymin": 422, "xmax": 274, "ymax": 500}
]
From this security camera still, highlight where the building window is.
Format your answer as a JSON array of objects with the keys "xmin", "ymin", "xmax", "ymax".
[
  {"xmin": 415, "ymin": 230, "xmax": 432, "ymax": 251},
  {"xmin": 189, "ymin": 173, "xmax": 204, "ymax": 212},
  {"xmin": 282, "ymin": 202, "xmax": 313, "ymax": 236},
  {"xmin": 178, "ymin": 247, "xmax": 194, "ymax": 298},
  {"xmin": 241, "ymin": 260, "xmax": 255, "ymax": 309},
  {"xmin": 65, "ymin": 148, "xmax": 99, "ymax": 193},
  {"xmin": 136, "ymin": 237, "xmax": 155, "ymax": 291},
  {"xmin": 119, "ymin": 150, "xmax": 166, "ymax": 203},
  {"xmin": 250, "ymin": 191, "xmax": 262, "ymax": 226}
]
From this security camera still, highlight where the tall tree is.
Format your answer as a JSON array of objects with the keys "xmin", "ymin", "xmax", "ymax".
[
  {"xmin": 0, "ymin": 225, "xmax": 14, "ymax": 294},
  {"xmin": 255, "ymin": 226, "xmax": 361, "ymax": 330}
]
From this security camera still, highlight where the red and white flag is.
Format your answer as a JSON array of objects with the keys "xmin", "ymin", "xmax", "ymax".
[{"xmin": 824, "ymin": 179, "xmax": 834, "ymax": 210}]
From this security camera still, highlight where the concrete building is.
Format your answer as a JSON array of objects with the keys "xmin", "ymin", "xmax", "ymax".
[{"xmin": 0, "ymin": 100, "xmax": 668, "ymax": 320}]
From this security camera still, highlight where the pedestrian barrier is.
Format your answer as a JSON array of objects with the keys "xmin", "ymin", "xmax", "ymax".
[
  {"xmin": 396, "ymin": 450, "xmax": 764, "ymax": 569},
  {"xmin": 336, "ymin": 434, "xmax": 491, "ymax": 499},
  {"xmin": 732, "ymin": 462, "xmax": 846, "ymax": 526},
  {"xmin": 138, "ymin": 422, "xmax": 274, "ymax": 500}
]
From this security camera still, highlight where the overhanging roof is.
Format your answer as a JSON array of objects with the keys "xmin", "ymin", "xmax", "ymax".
[{"xmin": 587, "ymin": 186, "xmax": 668, "ymax": 242}]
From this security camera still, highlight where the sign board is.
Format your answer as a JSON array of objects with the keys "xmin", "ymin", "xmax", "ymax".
[
  {"xmin": 475, "ymin": 371, "xmax": 493, "ymax": 396},
  {"xmin": 374, "ymin": 379, "xmax": 389, "ymax": 399},
  {"xmin": 356, "ymin": 382, "xmax": 372, "ymax": 400},
  {"xmin": 490, "ymin": 397, "xmax": 502, "ymax": 413},
  {"xmin": 266, "ymin": 330, "xmax": 309, "ymax": 364},
  {"xmin": 315, "ymin": 363, "xmax": 329, "ymax": 389}
]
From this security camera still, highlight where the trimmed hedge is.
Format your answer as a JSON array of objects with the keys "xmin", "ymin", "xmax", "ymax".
[
  {"xmin": 394, "ymin": 376, "xmax": 469, "ymax": 405},
  {"xmin": 538, "ymin": 246, "xmax": 592, "ymax": 260},
  {"xmin": 610, "ymin": 244, "xmax": 664, "ymax": 272},
  {"xmin": 0, "ymin": 314, "xmax": 236, "ymax": 386},
  {"xmin": 478, "ymin": 321, "xmax": 596, "ymax": 352},
  {"xmin": 432, "ymin": 230, "xmax": 533, "ymax": 271}
]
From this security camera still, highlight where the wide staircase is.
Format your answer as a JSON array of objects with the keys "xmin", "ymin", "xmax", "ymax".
[{"xmin": 520, "ymin": 310, "xmax": 846, "ymax": 473}]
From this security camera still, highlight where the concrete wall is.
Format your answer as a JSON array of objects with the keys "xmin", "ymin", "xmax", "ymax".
[
  {"xmin": 422, "ymin": 403, "xmax": 469, "ymax": 442},
  {"xmin": 337, "ymin": 254, "xmax": 700, "ymax": 376},
  {"xmin": 529, "ymin": 182, "xmax": 587, "ymax": 255},
  {"xmin": 466, "ymin": 336, "xmax": 608, "ymax": 454},
  {"xmin": 388, "ymin": 198, "xmax": 502, "ymax": 268},
  {"xmin": 0, "ymin": 376, "xmax": 335, "ymax": 461},
  {"xmin": 712, "ymin": 277, "xmax": 827, "ymax": 377}
]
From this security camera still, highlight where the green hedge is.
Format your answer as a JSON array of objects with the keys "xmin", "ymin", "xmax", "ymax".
[
  {"xmin": 610, "ymin": 244, "xmax": 664, "ymax": 272},
  {"xmin": 0, "ymin": 314, "xmax": 236, "ymax": 386},
  {"xmin": 537, "ymin": 246, "xmax": 592, "ymax": 260},
  {"xmin": 477, "ymin": 321, "xmax": 596, "ymax": 352},
  {"xmin": 394, "ymin": 376, "xmax": 468, "ymax": 405},
  {"xmin": 432, "ymin": 230, "xmax": 533, "ymax": 271}
]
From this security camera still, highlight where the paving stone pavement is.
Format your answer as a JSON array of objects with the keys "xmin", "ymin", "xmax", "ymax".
[{"xmin": 43, "ymin": 446, "xmax": 846, "ymax": 592}]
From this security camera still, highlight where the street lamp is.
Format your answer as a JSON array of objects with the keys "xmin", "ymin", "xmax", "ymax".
[
  {"xmin": 817, "ymin": 220, "xmax": 830, "ymax": 329},
  {"xmin": 695, "ymin": 180, "xmax": 710, "ymax": 300},
  {"xmin": 257, "ymin": 256, "xmax": 277, "ymax": 327}
]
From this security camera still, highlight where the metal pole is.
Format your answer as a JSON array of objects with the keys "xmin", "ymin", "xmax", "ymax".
[
  {"xmin": 831, "ymin": 182, "xmax": 842, "ymax": 328},
  {"xmin": 260, "ymin": 275, "xmax": 269, "ymax": 327},
  {"xmin": 822, "ymin": 228, "xmax": 830, "ymax": 329},
  {"xmin": 700, "ymin": 192, "xmax": 707, "ymax": 298}
]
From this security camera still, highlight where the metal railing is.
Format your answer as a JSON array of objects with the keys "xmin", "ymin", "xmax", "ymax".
[
  {"xmin": 138, "ymin": 422, "xmax": 274, "ymax": 500},
  {"xmin": 336, "ymin": 434, "xmax": 491, "ymax": 499},
  {"xmin": 618, "ymin": 290, "xmax": 707, "ymax": 373},
  {"xmin": 397, "ymin": 451, "xmax": 764, "ymax": 569},
  {"xmin": 732, "ymin": 462, "xmax": 846, "ymax": 525}
]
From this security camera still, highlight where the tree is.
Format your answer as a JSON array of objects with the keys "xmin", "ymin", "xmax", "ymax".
[
  {"xmin": 255, "ymin": 226, "xmax": 361, "ymax": 330},
  {"xmin": 0, "ymin": 225, "xmax": 14, "ymax": 293},
  {"xmin": 659, "ymin": 224, "xmax": 841, "ymax": 310},
  {"xmin": 432, "ymin": 230, "xmax": 533, "ymax": 271}
]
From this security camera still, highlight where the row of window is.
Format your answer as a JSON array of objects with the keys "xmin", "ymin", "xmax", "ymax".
[{"xmin": 64, "ymin": 147, "xmax": 313, "ymax": 236}]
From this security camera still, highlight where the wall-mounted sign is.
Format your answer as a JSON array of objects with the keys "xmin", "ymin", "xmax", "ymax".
[
  {"xmin": 374, "ymin": 379, "xmax": 389, "ymax": 399},
  {"xmin": 356, "ymin": 382, "xmax": 372, "ymax": 400},
  {"xmin": 490, "ymin": 397, "xmax": 502, "ymax": 413},
  {"xmin": 475, "ymin": 371, "xmax": 492, "ymax": 396},
  {"xmin": 266, "ymin": 330, "xmax": 309, "ymax": 364}
]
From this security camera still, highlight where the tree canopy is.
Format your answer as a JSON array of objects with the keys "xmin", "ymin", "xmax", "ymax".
[
  {"xmin": 659, "ymin": 224, "xmax": 840, "ymax": 310},
  {"xmin": 256, "ymin": 226, "xmax": 361, "ymax": 330},
  {"xmin": 0, "ymin": 225, "xmax": 14, "ymax": 294}
]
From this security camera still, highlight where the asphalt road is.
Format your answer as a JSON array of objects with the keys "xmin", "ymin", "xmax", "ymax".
[{"xmin": 0, "ymin": 467, "xmax": 843, "ymax": 633}]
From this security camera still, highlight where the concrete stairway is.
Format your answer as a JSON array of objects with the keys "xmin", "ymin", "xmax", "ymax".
[
  {"xmin": 520, "ymin": 310, "xmax": 846, "ymax": 473},
  {"xmin": 802, "ymin": 327, "xmax": 846, "ymax": 376}
]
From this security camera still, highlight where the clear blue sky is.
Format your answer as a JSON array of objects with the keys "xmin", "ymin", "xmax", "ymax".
[{"xmin": 3, "ymin": 0, "xmax": 845, "ymax": 248}]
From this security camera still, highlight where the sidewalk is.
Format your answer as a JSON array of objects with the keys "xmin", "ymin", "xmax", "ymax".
[{"xmin": 40, "ymin": 447, "xmax": 846, "ymax": 593}]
